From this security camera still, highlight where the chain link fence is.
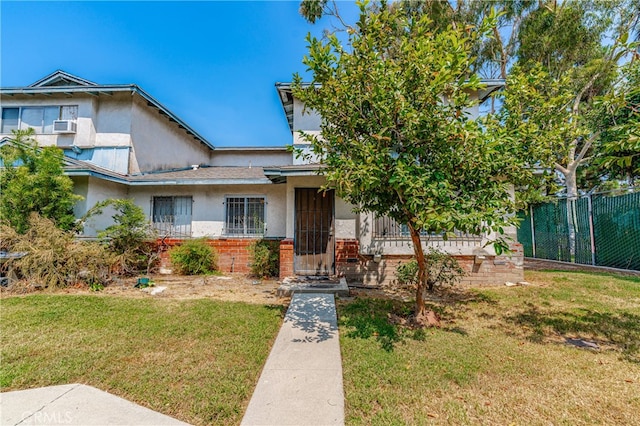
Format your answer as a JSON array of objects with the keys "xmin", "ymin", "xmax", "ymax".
[{"xmin": 517, "ymin": 189, "xmax": 640, "ymax": 271}]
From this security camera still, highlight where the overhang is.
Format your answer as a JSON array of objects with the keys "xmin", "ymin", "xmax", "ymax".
[{"xmin": 263, "ymin": 163, "xmax": 324, "ymax": 183}]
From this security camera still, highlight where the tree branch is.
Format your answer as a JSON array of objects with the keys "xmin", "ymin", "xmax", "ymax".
[
  {"xmin": 555, "ymin": 163, "xmax": 569, "ymax": 175},
  {"xmin": 575, "ymin": 131, "xmax": 600, "ymax": 164},
  {"xmin": 572, "ymin": 71, "xmax": 601, "ymax": 115}
]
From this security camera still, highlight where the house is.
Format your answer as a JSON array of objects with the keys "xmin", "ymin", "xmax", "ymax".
[{"xmin": 0, "ymin": 71, "xmax": 524, "ymax": 285}]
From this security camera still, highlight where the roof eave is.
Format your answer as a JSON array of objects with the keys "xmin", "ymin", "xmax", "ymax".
[{"xmin": 128, "ymin": 178, "xmax": 273, "ymax": 186}]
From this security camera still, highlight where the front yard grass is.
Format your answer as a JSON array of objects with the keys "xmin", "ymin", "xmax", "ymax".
[
  {"xmin": 0, "ymin": 295, "xmax": 283, "ymax": 425},
  {"xmin": 339, "ymin": 270, "xmax": 640, "ymax": 425}
]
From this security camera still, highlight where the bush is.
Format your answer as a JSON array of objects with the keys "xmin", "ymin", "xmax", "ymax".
[
  {"xmin": 0, "ymin": 213, "xmax": 114, "ymax": 289},
  {"xmin": 169, "ymin": 239, "xmax": 218, "ymax": 275},
  {"xmin": 249, "ymin": 239, "xmax": 280, "ymax": 278},
  {"xmin": 395, "ymin": 247, "xmax": 466, "ymax": 292},
  {"xmin": 83, "ymin": 199, "xmax": 158, "ymax": 275}
]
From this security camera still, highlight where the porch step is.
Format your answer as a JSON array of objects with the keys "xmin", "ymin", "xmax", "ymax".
[{"xmin": 277, "ymin": 276, "xmax": 350, "ymax": 297}]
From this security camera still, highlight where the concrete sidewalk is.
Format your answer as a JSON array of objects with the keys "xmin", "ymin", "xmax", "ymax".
[
  {"xmin": 241, "ymin": 293, "xmax": 345, "ymax": 425},
  {"xmin": 0, "ymin": 383, "xmax": 188, "ymax": 426}
]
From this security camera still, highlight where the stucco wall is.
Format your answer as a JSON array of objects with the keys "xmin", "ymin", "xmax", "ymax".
[
  {"xmin": 0, "ymin": 92, "xmax": 214, "ymax": 176},
  {"xmin": 129, "ymin": 183, "xmax": 287, "ymax": 238},
  {"xmin": 79, "ymin": 177, "xmax": 129, "ymax": 236},
  {"xmin": 93, "ymin": 93, "xmax": 132, "ymax": 147},
  {"xmin": 210, "ymin": 150, "xmax": 292, "ymax": 167},
  {"xmin": 0, "ymin": 95, "xmax": 97, "ymax": 148},
  {"xmin": 129, "ymin": 97, "xmax": 212, "ymax": 174}
]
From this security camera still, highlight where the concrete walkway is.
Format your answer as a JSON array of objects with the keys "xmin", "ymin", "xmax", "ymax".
[
  {"xmin": 0, "ymin": 383, "xmax": 188, "ymax": 426},
  {"xmin": 242, "ymin": 293, "xmax": 345, "ymax": 425}
]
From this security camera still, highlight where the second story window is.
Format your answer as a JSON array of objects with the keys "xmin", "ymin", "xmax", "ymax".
[{"xmin": 1, "ymin": 105, "xmax": 78, "ymax": 134}]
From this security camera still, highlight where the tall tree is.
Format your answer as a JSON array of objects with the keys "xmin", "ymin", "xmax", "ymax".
[
  {"xmin": 294, "ymin": 1, "xmax": 541, "ymax": 324},
  {"xmin": 0, "ymin": 129, "xmax": 81, "ymax": 233},
  {"xmin": 501, "ymin": 0, "xmax": 638, "ymax": 254},
  {"xmin": 596, "ymin": 59, "xmax": 640, "ymax": 185},
  {"xmin": 300, "ymin": 0, "xmax": 541, "ymax": 80},
  {"xmin": 511, "ymin": 0, "xmax": 639, "ymax": 197}
]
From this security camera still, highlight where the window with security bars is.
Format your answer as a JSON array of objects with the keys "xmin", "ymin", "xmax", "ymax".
[
  {"xmin": 225, "ymin": 196, "xmax": 265, "ymax": 235},
  {"xmin": 152, "ymin": 196, "xmax": 192, "ymax": 237},
  {"xmin": 373, "ymin": 215, "xmax": 482, "ymax": 242}
]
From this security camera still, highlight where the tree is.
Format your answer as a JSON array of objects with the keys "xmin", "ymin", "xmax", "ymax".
[
  {"xmin": 510, "ymin": 0, "xmax": 639, "ymax": 197},
  {"xmin": 500, "ymin": 1, "xmax": 638, "ymax": 254},
  {"xmin": 0, "ymin": 129, "xmax": 81, "ymax": 233},
  {"xmin": 293, "ymin": 1, "xmax": 539, "ymax": 324},
  {"xmin": 300, "ymin": 0, "xmax": 542, "ymax": 81},
  {"xmin": 83, "ymin": 199, "xmax": 158, "ymax": 275},
  {"xmin": 596, "ymin": 59, "xmax": 640, "ymax": 185}
]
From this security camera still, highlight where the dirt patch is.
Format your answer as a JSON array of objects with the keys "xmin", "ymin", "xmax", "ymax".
[{"xmin": 1, "ymin": 273, "xmax": 287, "ymax": 305}]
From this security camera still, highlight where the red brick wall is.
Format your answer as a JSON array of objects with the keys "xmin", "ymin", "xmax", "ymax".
[
  {"xmin": 279, "ymin": 239, "xmax": 294, "ymax": 279},
  {"xmin": 158, "ymin": 238, "xmax": 280, "ymax": 274},
  {"xmin": 335, "ymin": 239, "xmax": 361, "ymax": 279},
  {"xmin": 159, "ymin": 237, "xmax": 524, "ymax": 286},
  {"xmin": 333, "ymin": 239, "xmax": 524, "ymax": 286}
]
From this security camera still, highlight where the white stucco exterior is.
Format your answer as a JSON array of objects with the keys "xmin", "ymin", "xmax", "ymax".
[
  {"xmin": 129, "ymin": 97, "xmax": 212, "ymax": 174},
  {"xmin": 0, "ymin": 87, "xmax": 213, "ymax": 176},
  {"xmin": 210, "ymin": 149, "xmax": 292, "ymax": 167},
  {"xmin": 128, "ymin": 183, "xmax": 287, "ymax": 238},
  {"xmin": 73, "ymin": 176, "xmax": 129, "ymax": 236}
]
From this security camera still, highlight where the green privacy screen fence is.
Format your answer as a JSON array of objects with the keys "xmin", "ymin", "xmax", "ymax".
[{"xmin": 517, "ymin": 190, "xmax": 640, "ymax": 271}]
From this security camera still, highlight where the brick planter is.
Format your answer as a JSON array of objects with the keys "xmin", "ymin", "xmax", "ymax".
[{"xmin": 158, "ymin": 238, "xmax": 283, "ymax": 274}]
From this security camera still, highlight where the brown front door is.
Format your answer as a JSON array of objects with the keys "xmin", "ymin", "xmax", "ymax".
[{"xmin": 294, "ymin": 188, "xmax": 335, "ymax": 275}]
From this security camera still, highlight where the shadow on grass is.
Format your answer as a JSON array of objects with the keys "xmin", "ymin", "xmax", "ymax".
[
  {"xmin": 338, "ymin": 297, "xmax": 474, "ymax": 351},
  {"xmin": 505, "ymin": 304, "xmax": 640, "ymax": 362},
  {"xmin": 533, "ymin": 269, "xmax": 640, "ymax": 284}
]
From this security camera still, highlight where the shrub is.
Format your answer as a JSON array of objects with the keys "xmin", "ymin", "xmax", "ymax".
[
  {"xmin": 83, "ymin": 199, "xmax": 158, "ymax": 275},
  {"xmin": 169, "ymin": 239, "xmax": 218, "ymax": 275},
  {"xmin": 395, "ymin": 247, "xmax": 466, "ymax": 292},
  {"xmin": 0, "ymin": 213, "xmax": 113, "ymax": 289},
  {"xmin": 249, "ymin": 239, "xmax": 280, "ymax": 278}
]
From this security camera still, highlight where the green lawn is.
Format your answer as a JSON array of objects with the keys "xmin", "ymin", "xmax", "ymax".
[
  {"xmin": 3, "ymin": 271, "xmax": 639, "ymax": 425},
  {"xmin": 0, "ymin": 295, "xmax": 283, "ymax": 425},
  {"xmin": 339, "ymin": 270, "xmax": 640, "ymax": 425}
]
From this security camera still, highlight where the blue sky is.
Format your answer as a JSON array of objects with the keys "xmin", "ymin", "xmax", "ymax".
[{"xmin": 0, "ymin": 1, "xmax": 359, "ymax": 147}]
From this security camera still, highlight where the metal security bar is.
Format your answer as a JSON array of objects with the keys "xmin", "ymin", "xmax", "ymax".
[
  {"xmin": 152, "ymin": 196, "xmax": 192, "ymax": 237},
  {"xmin": 373, "ymin": 215, "xmax": 482, "ymax": 243},
  {"xmin": 224, "ymin": 197, "xmax": 265, "ymax": 235},
  {"xmin": 517, "ymin": 188, "xmax": 640, "ymax": 271}
]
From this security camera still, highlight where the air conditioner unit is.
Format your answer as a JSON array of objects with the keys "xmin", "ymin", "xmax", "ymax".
[{"xmin": 53, "ymin": 120, "xmax": 77, "ymax": 134}]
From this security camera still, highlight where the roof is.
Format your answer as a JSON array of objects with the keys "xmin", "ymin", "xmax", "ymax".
[
  {"xmin": 129, "ymin": 166, "xmax": 272, "ymax": 185},
  {"xmin": 275, "ymin": 79, "xmax": 506, "ymax": 133},
  {"xmin": 61, "ymin": 157, "xmax": 273, "ymax": 185},
  {"xmin": 214, "ymin": 146, "xmax": 290, "ymax": 152},
  {"xmin": 1, "ymin": 71, "xmax": 215, "ymax": 151},
  {"xmin": 29, "ymin": 70, "xmax": 98, "ymax": 87}
]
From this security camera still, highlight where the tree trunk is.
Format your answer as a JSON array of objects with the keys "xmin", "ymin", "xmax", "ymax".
[
  {"xmin": 407, "ymin": 223, "xmax": 440, "ymax": 327},
  {"xmin": 564, "ymin": 167, "xmax": 578, "ymax": 259}
]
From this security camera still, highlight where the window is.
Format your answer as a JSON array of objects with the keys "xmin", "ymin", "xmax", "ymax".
[
  {"xmin": 225, "ymin": 196, "xmax": 265, "ymax": 235},
  {"xmin": 152, "ymin": 196, "xmax": 192, "ymax": 237},
  {"xmin": 1, "ymin": 105, "xmax": 78, "ymax": 134},
  {"xmin": 373, "ymin": 215, "xmax": 482, "ymax": 242}
]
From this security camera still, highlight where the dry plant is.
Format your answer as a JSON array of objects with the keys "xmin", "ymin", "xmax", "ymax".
[{"xmin": 1, "ymin": 213, "xmax": 114, "ymax": 289}]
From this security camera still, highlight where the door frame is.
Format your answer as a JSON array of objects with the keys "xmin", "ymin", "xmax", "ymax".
[{"xmin": 293, "ymin": 187, "xmax": 335, "ymax": 275}]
